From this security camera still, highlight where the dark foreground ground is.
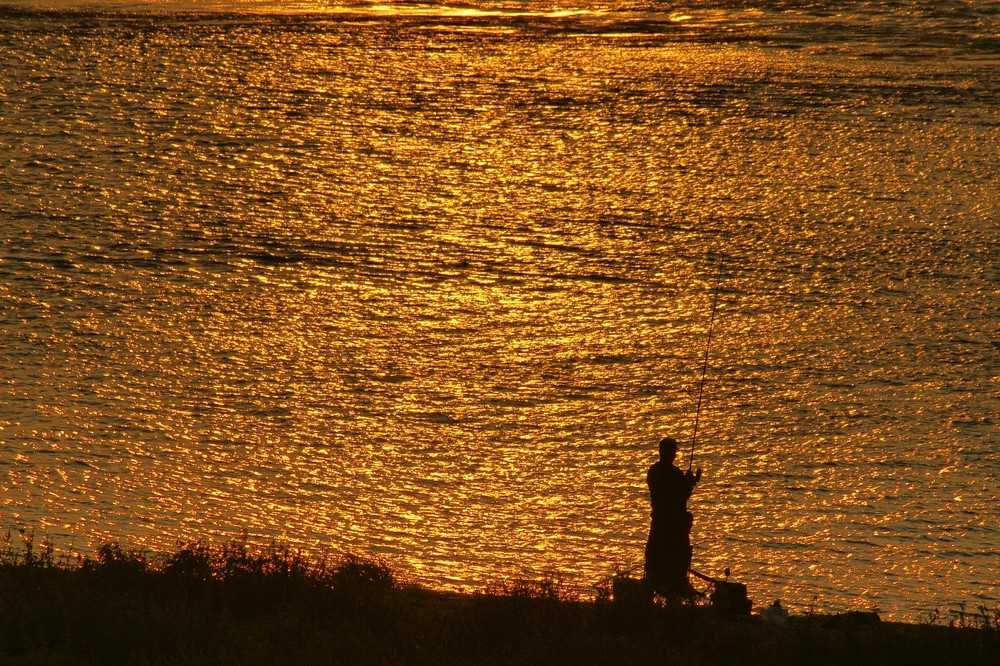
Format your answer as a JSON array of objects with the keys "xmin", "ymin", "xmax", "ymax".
[{"xmin": 1, "ymin": 537, "xmax": 996, "ymax": 665}]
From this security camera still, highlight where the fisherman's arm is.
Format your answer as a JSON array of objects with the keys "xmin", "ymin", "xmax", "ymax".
[{"xmin": 685, "ymin": 467, "xmax": 702, "ymax": 488}]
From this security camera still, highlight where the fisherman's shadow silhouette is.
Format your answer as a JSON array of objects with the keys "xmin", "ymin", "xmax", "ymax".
[
  {"xmin": 643, "ymin": 437, "xmax": 701, "ymax": 599},
  {"xmin": 618, "ymin": 435, "xmax": 753, "ymax": 618}
]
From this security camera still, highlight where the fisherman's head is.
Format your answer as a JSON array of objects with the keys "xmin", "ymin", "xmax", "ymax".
[{"xmin": 659, "ymin": 437, "xmax": 679, "ymax": 463}]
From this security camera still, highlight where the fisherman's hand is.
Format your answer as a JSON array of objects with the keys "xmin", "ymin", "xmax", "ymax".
[{"xmin": 695, "ymin": 467, "xmax": 702, "ymax": 483}]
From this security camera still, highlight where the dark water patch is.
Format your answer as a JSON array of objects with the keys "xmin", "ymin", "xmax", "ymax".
[
  {"xmin": 416, "ymin": 412, "xmax": 457, "ymax": 424},
  {"xmin": 360, "ymin": 371, "xmax": 411, "ymax": 384},
  {"xmin": 950, "ymin": 417, "xmax": 993, "ymax": 427}
]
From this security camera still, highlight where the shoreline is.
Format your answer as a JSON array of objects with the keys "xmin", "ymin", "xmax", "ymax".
[{"xmin": 1, "ymin": 538, "xmax": 996, "ymax": 665}]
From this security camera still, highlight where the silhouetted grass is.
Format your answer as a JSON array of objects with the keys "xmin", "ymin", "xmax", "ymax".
[{"xmin": 0, "ymin": 532, "xmax": 996, "ymax": 665}]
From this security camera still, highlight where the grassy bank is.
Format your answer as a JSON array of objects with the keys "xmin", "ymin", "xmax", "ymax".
[{"xmin": 0, "ymin": 535, "xmax": 996, "ymax": 665}]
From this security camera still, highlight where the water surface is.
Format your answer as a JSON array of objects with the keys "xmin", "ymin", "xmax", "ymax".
[{"xmin": 1, "ymin": 0, "xmax": 997, "ymax": 621}]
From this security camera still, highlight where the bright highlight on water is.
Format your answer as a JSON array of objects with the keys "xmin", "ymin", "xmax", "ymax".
[{"xmin": 1, "ymin": 0, "xmax": 997, "ymax": 623}]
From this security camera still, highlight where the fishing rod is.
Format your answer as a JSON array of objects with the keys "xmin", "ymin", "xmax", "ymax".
[{"xmin": 689, "ymin": 260, "xmax": 724, "ymax": 472}]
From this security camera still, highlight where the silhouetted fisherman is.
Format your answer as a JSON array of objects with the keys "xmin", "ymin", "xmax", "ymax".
[{"xmin": 644, "ymin": 436, "xmax": 702, "ymax": 598}]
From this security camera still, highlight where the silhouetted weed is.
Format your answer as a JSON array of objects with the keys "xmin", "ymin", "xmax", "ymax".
[{"xmin": 0, "ymin": 536, "xmax": 996, "ymax": 665}]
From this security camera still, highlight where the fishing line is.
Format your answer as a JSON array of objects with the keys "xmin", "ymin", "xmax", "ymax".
[{"xmin": 689, "ymin": 260, "xmax": 724, "ymax": 472}]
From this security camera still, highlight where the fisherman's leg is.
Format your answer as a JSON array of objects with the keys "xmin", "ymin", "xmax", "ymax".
[{"xmin": 644, "ymin": 530, "xmax": 674, "ymax": 596}]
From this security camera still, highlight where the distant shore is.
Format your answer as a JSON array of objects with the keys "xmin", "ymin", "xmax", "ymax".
[{"xmin": 1, "ymin": 537, "xmax": 996, "ymax": 665}]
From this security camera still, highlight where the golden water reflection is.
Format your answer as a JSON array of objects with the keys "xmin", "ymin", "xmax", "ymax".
[{"xmin": 1, "ymin": 9, "xmax": 997, "ymax": 622}]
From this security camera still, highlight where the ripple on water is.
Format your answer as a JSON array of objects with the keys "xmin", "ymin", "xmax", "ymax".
[{"xmin": 1, "ymin": 3, "xmax": 998, "ymax": 622}]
